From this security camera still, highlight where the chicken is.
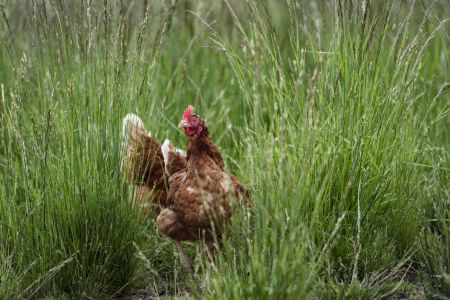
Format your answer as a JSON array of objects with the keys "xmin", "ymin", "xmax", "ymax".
[
  {"xmin": 156, "ymin": 105, "xmax": 245, "ymax": 270},
  {"xmin": 122, "ymin": 108, "xmax": 247, "ymax": 270}
]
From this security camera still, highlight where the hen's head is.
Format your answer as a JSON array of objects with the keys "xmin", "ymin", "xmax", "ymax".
[{"xmin": 178, "ymin": 105, "xmax": 205, "ymax": 137}]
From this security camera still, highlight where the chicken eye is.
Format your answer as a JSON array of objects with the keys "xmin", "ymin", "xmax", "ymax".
[{"xmin": 190, "ymin": 116, "xmax": 199, "ymax": 125}]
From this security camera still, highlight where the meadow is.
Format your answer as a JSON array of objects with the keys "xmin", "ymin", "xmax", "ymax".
[{"xmin": 0, "ymin": 0, "xmax": 449, "ymax": 299}]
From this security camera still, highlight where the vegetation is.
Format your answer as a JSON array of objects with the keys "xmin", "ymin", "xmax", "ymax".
[{"xmin": 0, "ymin": 0, "xmax": 448, "ymax": 299}]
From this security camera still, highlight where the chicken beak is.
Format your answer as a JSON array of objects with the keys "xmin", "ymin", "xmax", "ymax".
[{"xmin": 178, "ymin": 120, "xmax": 188, "ymax": 128}]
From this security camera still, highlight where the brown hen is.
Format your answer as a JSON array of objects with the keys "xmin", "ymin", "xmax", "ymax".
[
  {"xmin": 122, "ymin": 109, "xmax": 246, "ymax": 270},
  {"xmin": 156, "ymin": 105, "xmax": 245, "ymax": 270}
]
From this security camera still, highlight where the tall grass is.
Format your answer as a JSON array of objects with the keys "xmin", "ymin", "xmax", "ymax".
[
  {"xmin": 0, "ymin": 0, "xmax": 448, "ymax": 299},
  {"xmin": 199, "ymin": 1, "xmax": 449, "ymax": 298},
  {"xmin": 0, "ymin": 1, "xmax": 177, "ymax": 298}
]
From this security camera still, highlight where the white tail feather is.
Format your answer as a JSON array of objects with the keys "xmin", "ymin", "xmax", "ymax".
[
  {"xmin": 121, "ymin": 113, "xmax": 149, "ymax": 171},
  {"xmin": 122, "ymin": 113, "xmax": 145, "ymax": 137},
  {"xmin": 161, "ymin": 139, "xmax": 172, "ymax": 174}
]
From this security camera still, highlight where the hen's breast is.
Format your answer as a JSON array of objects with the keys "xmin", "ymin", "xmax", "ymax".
[{"xmin": 170, "ymin": 160, "xmax": 235, "ymax": 229}]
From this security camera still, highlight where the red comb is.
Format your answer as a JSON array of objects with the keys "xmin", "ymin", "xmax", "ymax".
[{"xmin": 182, "ymin": 105, "xmax": 194, "ymax": 121}]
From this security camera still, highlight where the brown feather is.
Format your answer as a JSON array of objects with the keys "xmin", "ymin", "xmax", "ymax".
[
  {"xmin": 125, "ymin": 127, "xmax": 167, "ymax": 189},
  {"xmin": 166, "ymin": 149, "xmax": 188, "ymax": 177},
  {"xmin": 122, "ymin": 125, "xmax": 172, "ymax": 212}
]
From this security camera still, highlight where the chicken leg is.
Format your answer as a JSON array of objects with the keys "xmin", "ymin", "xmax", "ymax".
[
  {"xmin": 156, "ymin": 208, "xmax": 195, "ymax": 271},
  {"xmin": 175, "ymin": 240, "xmax": 193, "ymax": 272},
  {"xmin": 204, "ymin": 240, "xmax": 219, "ymax": 262}
]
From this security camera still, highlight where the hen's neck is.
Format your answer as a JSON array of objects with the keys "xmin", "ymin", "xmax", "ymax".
[{"xmin": 187, "ymin": 129, "xmax": 224, "ymax": 169}]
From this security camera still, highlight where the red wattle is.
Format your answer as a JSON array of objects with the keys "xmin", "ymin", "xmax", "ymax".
[{"xmin": 184, "ymin": 127, "xmax": 196, "ymax": 136}]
